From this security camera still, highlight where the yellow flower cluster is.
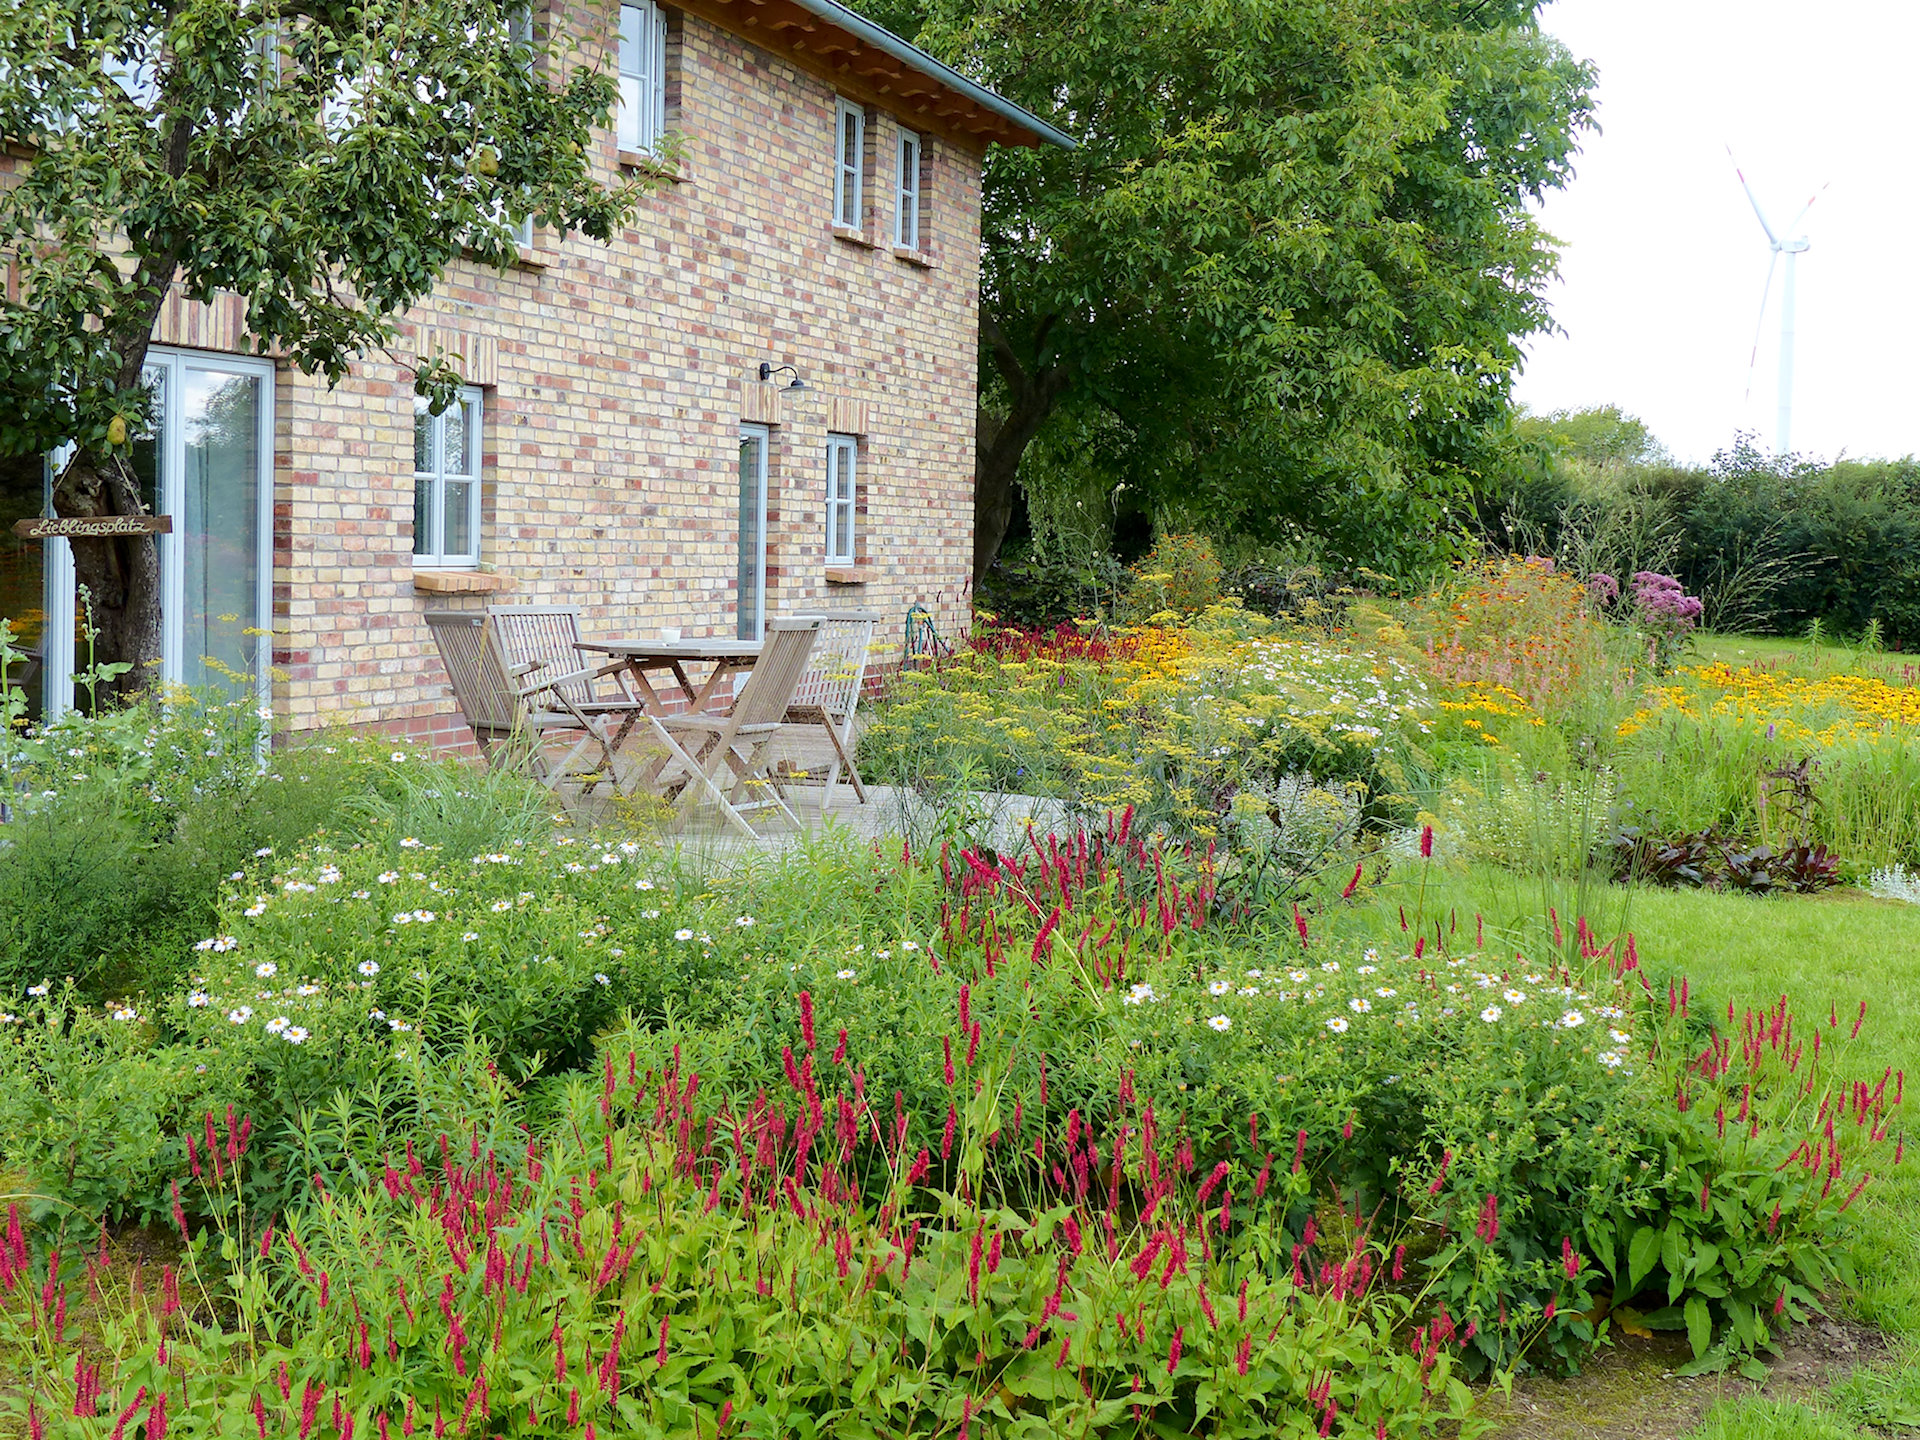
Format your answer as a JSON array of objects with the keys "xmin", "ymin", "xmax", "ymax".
[{"xmin": 1617, "ymin": 663, "xmax": 1920, "ymax": 744}]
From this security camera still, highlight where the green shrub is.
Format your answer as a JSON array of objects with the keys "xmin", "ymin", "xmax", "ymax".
[
  {"xmin": 1122, "ymin": 532, "xmax": 1225, "ymax": 621},
  {"xmin": 0, "ymin": 1022, "xmax": 1474, "ymax": 1440}
]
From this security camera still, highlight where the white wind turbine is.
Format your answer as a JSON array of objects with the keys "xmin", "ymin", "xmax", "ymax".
[{"xmin": 1728, "ymin": 146, "xmax": 1828, "ymax": 457}]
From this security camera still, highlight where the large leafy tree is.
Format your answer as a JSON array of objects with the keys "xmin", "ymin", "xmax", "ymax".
[
  {"xmin": 0, "ymin": 0, "xmax": 650, "ymax": 694},
  {"xmin": 858, "ymin": 0, "xmax": 1596, "ymax": 579}
]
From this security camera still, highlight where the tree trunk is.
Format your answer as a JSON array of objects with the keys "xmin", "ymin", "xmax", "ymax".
[
  {"xmin": 52, "ymin": 452, "xmax": 163, "ymax": 703},
  {"xmin": 973, "ymin": 316, "xmax": 1071, "ymax": 582}
]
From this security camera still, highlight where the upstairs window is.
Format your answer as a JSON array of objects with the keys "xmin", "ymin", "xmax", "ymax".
[
  {"xmin": 825, "ymin": 433, "xmax": 857, "ymax": 565},
  {"xmin": 895, "ymin": 130, "xmax": 923, "ymax": 250},
  {"xmin": 618, "ymin": 1, "xmax": 667, "ymax": 154},
  {"xmin": 833, "ymin": 101, "xmax": 865, "ymax": 229},
  {"xmin": 414, "ymin": 390, "xmax": 484, "ymax": 568}
]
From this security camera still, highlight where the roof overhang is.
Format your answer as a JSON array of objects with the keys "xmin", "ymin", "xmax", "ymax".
[{"xmin": 677, "ymin": 0, "xmax": 1076, "ymax": 151}]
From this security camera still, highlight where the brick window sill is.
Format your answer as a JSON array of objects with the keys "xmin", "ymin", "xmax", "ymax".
[
  {"xmin": 413, "ymin": 569, "xmax": 516, "ymax": 595},
  {"xmin": 891, "ymin": 246, "xmax": 934, "ymax": 269},
  {"xmin": 514, "ymin": 245, "xmax": 554, "ymax": 270},
  {"xmin": 832, "ymin": 225, "xmax": 878, "ymax": 249},
  {"xmin": 824, "ymin": 566, "xmax": 870, "ymax": 586}
]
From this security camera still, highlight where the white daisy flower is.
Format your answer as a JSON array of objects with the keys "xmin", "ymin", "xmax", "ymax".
[
  {"xmin": 1349, "ymin": 997, "xmax": 1371, "ymax": 1014},
  {"xmin": 1320, "ymin": 962, "xmax": 1341, "ymax": 973},
  {"xmin": 1480, "ymin": 1005, "xmax": 1503, "ymax": 1023},
  {"xmin": 1609, "ymin": 1028, "xmax": 1633, "ymax": 1045},
  {"xmin": 1503, "ymin": 988, "xmax": 1527, "ymax": 1005},
  {"xmin": 462, "ymin": 932, "xmax": 479, "ymax": 942},
  {"xmin": 255, "ymin": 962, "xmax": 278, "ymax": 979},
  {"xmin": 388, "ymin": 1018, "xmax": 412, "ymax": 1032},
  {"xmin": 734, "ymin": 916, "xmax": 756, "ymax": 928},
  {"xmin": 1356, "ymin": 965, "xmax": 1378, "ymax": 976},
  {"xmin": 1123, "ymin": 983, "xmax": 1158, "ymax": 1006},
  {"xmin": 1375, "ymin": 987, "xmax": 1396, "ymax": 998},
  {"xmin": 398, "ymin": 836, "xmax": 421, "ymax": 849},
  {"xmin": 187, "ymin": 991, "xmax": 210, "ymax": 1008},
  {"xmin": 635, "ymin": 879, "xmax": 655, "ymax": 891},
  {"xmin": 245, "ymin": 902, "xmax": 268, "ymax": 917},
  {"xmin": 1207, "ymin": 979, "xmax": 1231, "ymax": 996},
  {"xmin": 254, "ymin": 847, "xmax": 274, "ymax": 858},
  {"xmin": 110, "ymin": 1006, "xmax": 138, "ymax": 1022},
  {"xmin": 351, "ymin": 890, "xmax": 370, "ymax": 901},
  {"xmin": 369, "ymin": 1009, "xmax": 386, "ymax": 1021},
  {"xmin": 836, "ymin": 968, "xmax": 857, "ymax": 980},
  {"xmin": 1206, "ymin": 1015, "xmax": 1231, "ymax": 1032},
  {"xmin": 1325, "ymin": 1016, "xmax": 1350, "ymax": 1034},
  {"xmin": 1238, "ymin": 986, "xmax": 1260, "ymax": 997},
  {"xmin": 295, "ymin": 984, "xmax": 321, "ymax": 997},
  {"xmin": 1289, "ymin": 969, "xmax": 1310, "ymax": 983},
  {"xmin": 229, "ymin": 1007, "xmax": 254, "ymax": 1024},
  {"xmin": 1244, "ymin": 969, "xmax": 1262, "ymax": 979},
  {"xmin": 265, "ymin": 1016, "xmax": 289, "ymax": 1034},
  {"xmin": 1597, "ymin": 1051, "xmax": 1623, "ymax": 1069},
  {"xmin": 25, "ymin": 983, "xmax": 49, "ymax": 998},
  {"xmin": 284, "ymin": 1026, "xmax": 309, "ymax": 1045},
  {"xmin": 594, "ymin": 973, "xmax": 611, "ymax": 986},
  {"xmin": 357, "ymin": 961, "xmax": 379, "ymax": 977},
  {"xmin": 377, "ymin": 872, "xmax": 399, "ymax": 884},
  {"xmin": 674, "ymin": 929, "xmax": 694, "ymax": 942},
  {"xmin": 490, "ymin": 900, "xmax": 512, "ymax": 913},
  {"xmin": 1560, "ymin": 1010, "xmax": 1586, "ymax": 1029}
]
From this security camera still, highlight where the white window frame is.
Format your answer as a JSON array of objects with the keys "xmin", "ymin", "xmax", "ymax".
[
  {"xmin": 617, "ymin": 1, "xmax": 668, "ymax": 155},
  {"xmin": 895, "ymin": 129, "xmax": 922, "ymax": 250},
  {"xmin": 413, "ymin": 388, "xmax": 485, "ymax": 569},
  {"xmin": 833, "ymin": 100, "xmax": 865, "ymax": 229},
  {"xmin": 825, "ymin": 433, "xmax": 857, "ymax": 566}
]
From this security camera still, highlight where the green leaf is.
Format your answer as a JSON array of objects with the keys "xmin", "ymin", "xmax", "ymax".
[
  {"xmin": 1627, "ymin": 1225, "xmax": 1661, "ymax": 1292},
  {"xmin": 1684, "ymin": 1295, "xmax": 1712, "ymax": 1360}
]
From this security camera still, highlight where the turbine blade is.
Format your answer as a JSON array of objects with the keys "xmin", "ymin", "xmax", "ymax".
[
  {"xmin": 1744, "ymin": 250, "xmax": 1779, "ymax": 407},
  {"xmin": 1726, "ymin": 143, "xmax": 1781, "ymax": 245},
  {"xmin": 1783, "ymin": 180, "xmax": 1831, "ymax": 240}
]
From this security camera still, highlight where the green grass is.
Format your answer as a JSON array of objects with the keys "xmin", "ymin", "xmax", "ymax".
[{"xmin": 1694, "ymin": 632, "xmax": 1920, "ymax": 681}]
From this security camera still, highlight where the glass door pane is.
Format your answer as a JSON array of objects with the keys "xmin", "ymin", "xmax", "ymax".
[
  {"xmin": 179, "ymin": 366, "xmax": 263, "ymax": 694},
  {"xmin": 737, "ymin": 428, "xmax": 767, "ymax": 641},
  {"xmin": 0, "ymin": 455, "xmax": 47, "ymax": 722}
]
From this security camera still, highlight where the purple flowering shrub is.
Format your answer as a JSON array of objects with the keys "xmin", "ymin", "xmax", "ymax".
[{"xmin": 1583, "ymin": 571, "xmax": 1702, "ymax": 671}]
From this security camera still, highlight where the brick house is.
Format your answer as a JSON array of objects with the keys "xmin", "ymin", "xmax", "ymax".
[{"xmin": 0, "ymin": 0, "xmax": 1069, "ymax": 740}]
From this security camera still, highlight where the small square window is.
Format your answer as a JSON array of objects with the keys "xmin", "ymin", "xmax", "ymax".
[
  {"xmin": 413, "ymin": 389, "xmax": 484, "ymax": 568},
  {"xmin": 825, "ymin": 433, "xmax": 857, "ymax": 565},
  {"xmin": 834, "ymin": 101, "xmax": 865, "ymax": 230}
]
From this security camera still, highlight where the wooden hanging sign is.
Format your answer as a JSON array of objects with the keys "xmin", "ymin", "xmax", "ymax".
[{"xmin": 11, "ymin": 515, "xmax": 172, "ymax": 540}]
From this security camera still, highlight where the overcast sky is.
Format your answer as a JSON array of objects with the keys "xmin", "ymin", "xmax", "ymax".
[{"xmin": 1514, "ymin": 0, "xmax": 1919, "ymax": 466}]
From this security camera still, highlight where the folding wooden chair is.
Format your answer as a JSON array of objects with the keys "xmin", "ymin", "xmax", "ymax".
[
  {"xmin": 644, "ymin": 617, "xmax": 822, "ymax": 837},
  {"xmin": 424, "ymin": 610, "xmax": 625, "ymax": 795},
  {"xmin": 487, "ymin": 605, "xmax": 647, "ymax": 755},
  {"xmin": 780, "ymin": 610, "xmax": 878, "ymax": 806}
]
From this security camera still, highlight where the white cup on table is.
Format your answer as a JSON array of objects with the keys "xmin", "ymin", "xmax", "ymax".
[{"xmin": 660, "ymin": 626, "xmax": 682, "ymax": 643}]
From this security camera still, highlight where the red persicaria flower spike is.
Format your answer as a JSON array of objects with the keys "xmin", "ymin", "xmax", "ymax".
[
  {"xmin": 942, "ymin": 1106, "xmax": 958, "ymax": 1161},
  {"xmin": 186, "ymin": 1134, "xmax": 201, "ymax": 1179},
  {"xmin": 798, "ymin": 992, "xmax": 815, "ymax": 1052},
  {"xmin": 1392, "ymin": 1244, "xmax": 1406, "ymax": 1281},
  {"xmin": 942, "ymin": 1037, "xmax": 955, "ymax": 1087},
  {"xmin": 832, "ymin": 1030, "xmax": 847, "ymax": 1065},
  {"xmin": 1166, "ymin": 1325, "xmax": 1184, "ymax": 1374},
  {"xmin": 1292, "ymin": 1129, "xmax": 1308, "ymax": 1174},
  {"xmin": 1419, "ymin": 825, "xmax": 1433, "ymax": 859},
  {"xmin": 1563, "ymin": 1237, "xmax": 1580, "ymax": 1278},
  {"xmin": 657, "ymin": 1314, "xmax": 670, "ymax": 1368},
  {"xmin": 108, "ymin": 1388, "xmax": 148, "ymax": 1440},
  {"xmin": 958, "ymin": 984, "xmax": 971, "ymax": 1033},
  {"xmin": 959, "ymin": 1395, "xmax": 973, "ymax": 1440},
  {"xmin": 1341, "ymin": 861, "xmax": 1363, "ymax": 900}
]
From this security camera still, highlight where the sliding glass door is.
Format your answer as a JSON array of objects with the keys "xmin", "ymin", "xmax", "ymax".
[{"xmin": 30, "ymin": 347, "xmax": 274, "ymax": 717}]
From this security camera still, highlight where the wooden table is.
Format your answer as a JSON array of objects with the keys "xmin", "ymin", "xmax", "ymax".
[{"xmin": 575, "ymin": 638, "xmax": 762, "ymax": 714}]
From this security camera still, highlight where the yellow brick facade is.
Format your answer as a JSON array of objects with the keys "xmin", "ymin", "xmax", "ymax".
[{"xmin": 158, "ymin": 5, "xmax": 990, "ymax": 742}]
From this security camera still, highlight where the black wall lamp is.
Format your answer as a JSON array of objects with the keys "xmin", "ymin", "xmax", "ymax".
[{"xmin": 758, "ymin": 362, "xmax": 806, "ymax": 391}]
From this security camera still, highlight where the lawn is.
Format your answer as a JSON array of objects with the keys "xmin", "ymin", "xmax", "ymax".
[{"xmin": 1695, "ymin": 633, "xmax": 1920, "ymax": 683}]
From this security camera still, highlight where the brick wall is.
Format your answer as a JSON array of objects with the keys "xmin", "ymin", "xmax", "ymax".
[{"xmin": 165, "ymin": 4, "xmax": 985, "ymax": 740}]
